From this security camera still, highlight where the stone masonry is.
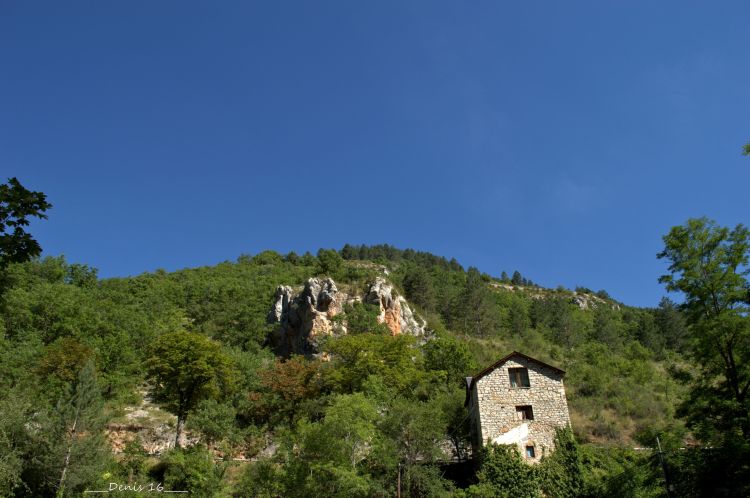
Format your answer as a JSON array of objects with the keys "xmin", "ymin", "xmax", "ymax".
[{"xmin": 466, "ymin": 352, "xmax": 571, "ymax": 462}]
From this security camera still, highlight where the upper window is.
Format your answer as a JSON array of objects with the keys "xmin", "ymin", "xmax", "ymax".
[
  {"xmin": 509, "ymin": 367, "xmax": 530, "ymax": 388},
  {"xmin": 525, "ymin": 445, "xmax": 536, "ymax": 458}
]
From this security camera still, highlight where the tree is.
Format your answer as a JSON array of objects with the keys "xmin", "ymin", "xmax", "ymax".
[
  {"xmin": 466, "ymin": 443, "xmax": 539, "ymax": 498},
  {"xmin": 423, "ymin": 335, "xmax": 477, "ymax": 389},
  {"xmin": 455, "ymin": 267, "xmax": 499, "ymax": 337},
  {"xmin": 743, "ymin": 141, "xmax": 749, "ymax": 156},
  {"xmin": 402, "ymin": 264, "xmax": 435, "ymax": 311},
  {"xmin": 340, "ymin": 302, "xmax": 389, "ymax": 335},
  {"xmin": 658, "ymin": 218, "xmax": 750, "ymax": 440},
  {"xmin": 511, "ymin": 271, "xmax": 523, "ymax": 286},
  {"xmin": 156, "ymin": 445, "xmax": 228, "ymax": 497},
  {"xmin": 285, "ymin": 393, "xmax": 379, "ymax": 497},
  {"xmin": 323, "ymin": 333, "xmax": 426, "ymax": 395},
  {"xmin": 658, "ymin": 218, "xmax": 750, "ymax": 495},
  {"xmin": 508, "ymin": 298, "xmax": 530, "ymax": 336},
  {"xmin": 537, "ymin": 428, "xmax": 584, "ymax": 498},
  {"xmin": 381, "ymin": 397, "xmax": 446, "ymax": 467},
  {"xmin": 146, "ymin": 331, "xmax": 237, "ymax": 448},
  {"xmin": 317, "ymin": 248, "xmax": 343, "ymax": 276},
  {"xmin": 45, "ymin": 360, "xmax": 109, "ymax": 497},
  {"xmin": 254, "ymin": 355, "xmax": 322, "ymax": 427},
  {"xmin": 0, "ymin": 177, "xmax": 52, "ymax": 270},
  {"xmin": 188, "ymin": 399, "xmax": 238, "ymax": 451},
  {"xmin": 654, "ymin": 297, "xmax": 688, "ymax": 352}
]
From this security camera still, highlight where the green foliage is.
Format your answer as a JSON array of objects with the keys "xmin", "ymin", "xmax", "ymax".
[
  {"xmin": 317, "ymin": 248, "xmax": 343, "ymax": 277},
  {"xmin": 511, "ymin": 270, "xmax": 523, "ymax": 286},
  {"xmin": 537, "ymin": 429, "xmax": 584, "ymax": 498},
  {"xmin": 400, "ymin": 464, "xmax": 455, "ymax": 498},
  {"xmin": 454, "ymin": 267, "xmax": 500, "ymax": 336},
  {"xmin": 323, "ymin": 333, "xmax": 428, "ymax": 395},
  {"xmin": 235, "ymin": 459, "xmax": 285, "ymax": 498},
  {"xmin": 44, "ymin": 361, "xmax": 110, "ymax": 497},
  {"xmin": 36, "ymin": 337, "xmax": 94, "ymax": 384},
  {"xmin": 423, "ymin": 335, "xmax": 477, "ymax": 388},
  {"xmin": 0, "ymin": 241, "xmax": 704, "ymax": 495},
  {"xmin": 0, "ymin": 177, "xmax": 52, "ymax": 272},
  {"xmin": 116, "ymin": 440, "xmax": 150, "ymax": 485},
  {"xmin": 658, "ymin": 217, "xmax": 750, "ymax": 493},
  {"xmin": 659, "ymin": 218, "xmax": 750, "ymax": 439},
  {"xmin": 252, "ymin": 355, "xmax": 322, "ymax": 427},
  {"xmin": 381, "ymin": 396, "xmax": 447, "ymax": 466},
  {"xmin": 467, "ymin": 443, "xmax": 539, "ymax": 498},
  {"xmin": 284, "ymin": 393, "xmax": 380, "ymax": 497},
  {"xmin": 402, "ymin": 263, "xmax": 435, "ymax": 311},
  {"xmin": 251, "ymin": 250, "xmax": 284, "ymax": 266},
  {"xmin": 0, "ymin": 393, "xmax": 28, "ymax": 497},
  {"xmin": 339, "ymin": 302, "xmax": 389, "ymax": 335},
  {"xmin": 577, "ymin": 445, "xmax": 661, "ymax": 498},
  {"xmin": 188, "ymin": 398, "xmax": 239, "ymax": 450},
  {"xmin": 146, "ymin": 330, "xmax": 238, "ymax": 447},
  {"xmin": 654, "ymin": 297, "xmax": 688, "ymax": 353},
  {"xmin": 155, "ymin": 445, "xmax": 228, "ymax": 498}
]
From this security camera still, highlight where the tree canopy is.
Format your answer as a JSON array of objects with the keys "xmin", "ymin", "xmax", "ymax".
[
  {"xmin": 146, "ymin": 330, "xmax": 238, "ymax": 448},
  {"xmin": 0, "ymin": 177, "xmax": 51, "ymax": 270}
]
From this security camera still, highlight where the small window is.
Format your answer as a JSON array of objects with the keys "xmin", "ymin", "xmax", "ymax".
[
  {"xmin": 525, "ymin": 445, "xmax": 536, "ymax": 458},
  {"xmin": 509, "ymin": 367, "xmax": 530, "ymax": 388},
  {"xmin": 516, "ymin": 405, "xmax": 534, "ymax": 420}
]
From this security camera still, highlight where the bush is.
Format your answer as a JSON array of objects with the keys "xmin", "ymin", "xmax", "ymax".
[
  {"xmin": 466, "ymin": 444, "xmax": 539, "ymax": 498},
  {"xmin": 152, "ymin": 446, "xmax": 227, "ymax": 497}
]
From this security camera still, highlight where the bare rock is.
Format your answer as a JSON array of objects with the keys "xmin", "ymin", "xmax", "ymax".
[
  {"xmin": 268, "ymin": 276, "xmax": 427, "ymax": 355},
  {"xmin": 364, "ymin": 277, "xmax": 426, "ymax": 337},
  {"xmin": 268, "ymin": 277, "xmax": 347, "ymax": 356}
]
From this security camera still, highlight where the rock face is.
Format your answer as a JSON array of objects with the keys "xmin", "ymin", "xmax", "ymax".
[
  {"xmin": 570, "ymin": 292, "xmax": 620, "ymax": 311},
  {"xmin": 364, "ymin": 277, "xmax": 426, "ymax": 337},
  {"xmin": 267, "ymin": 277, "xmax": 347, "ymax": 356},
  {"xmin": 268, "ymin": 276, "xmax": 427, "ymax": 356}
]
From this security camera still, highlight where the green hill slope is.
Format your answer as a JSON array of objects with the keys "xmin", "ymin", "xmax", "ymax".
[{"xmin": 0, "ymin": 246, "xmax": 689, "ymax": 496}]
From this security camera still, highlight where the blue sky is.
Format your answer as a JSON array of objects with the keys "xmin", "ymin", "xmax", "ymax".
[{"xmin": 2, "ymin": 1, "xmax": 749, "ymax": 307}]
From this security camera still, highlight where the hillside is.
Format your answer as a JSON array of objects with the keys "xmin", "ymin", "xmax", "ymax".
[{"xmin": 0, "ymin": 245, "xmax": 690, "ymax": 496}]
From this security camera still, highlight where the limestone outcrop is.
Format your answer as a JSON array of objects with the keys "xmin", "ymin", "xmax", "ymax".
[
  {"xmin": 267, "ymin": 277, "xmax": 349, "ymax": 356},
  {"xmin": 364, "ymin": 276, "xmax": 426, "ymax": 337},
  {"xmin": 267, "ymin": 276, "xmax": 427, "ymax": 356}
]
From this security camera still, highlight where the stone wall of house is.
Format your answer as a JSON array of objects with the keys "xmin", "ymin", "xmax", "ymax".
[
  {"xmin": 468, "ymin": 383, "xmax": 482, "ymax": 450},
  {"xmin": 474, "ymin": 355, "xmax": 570, "ymax": 462}
]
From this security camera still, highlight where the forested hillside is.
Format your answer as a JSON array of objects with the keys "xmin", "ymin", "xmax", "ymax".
[{"xmin": 0, "ymin": 240, "xmax": 702, "ymax": 497}]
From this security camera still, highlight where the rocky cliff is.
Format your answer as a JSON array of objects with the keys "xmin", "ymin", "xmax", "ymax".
[{"xmin": 267, "ymin": 276, "xmax": 427, "ymax": 356}]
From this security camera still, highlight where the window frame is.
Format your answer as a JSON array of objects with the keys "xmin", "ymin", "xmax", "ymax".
[
  {"xmin": 508, "ymin": 367, "xmax": 531, "ymax": 388},
  {"xmin": 515, "ymin": 405, "xmax": 534, "ymax": 421}
]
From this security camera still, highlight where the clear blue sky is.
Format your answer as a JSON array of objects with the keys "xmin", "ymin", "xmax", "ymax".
[{"xmin": 2, "ymin": 1, "xmax": 749, "ymax": 307}]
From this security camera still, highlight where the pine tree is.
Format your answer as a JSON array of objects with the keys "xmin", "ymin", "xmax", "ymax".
[
  {"xmin": 47, "ymin": 361, "xmax": 108, "ymax": 497},
  {"xmin": 402, "ymin": 264, "xmax": 435, "ymax": 311},
  {"xmin": 457, "ymin": 267, "xmax": 499, "ymax": 337},
  {"xmin": 511, "ymin": 271, "xmax": 523, "ymax": 286}
]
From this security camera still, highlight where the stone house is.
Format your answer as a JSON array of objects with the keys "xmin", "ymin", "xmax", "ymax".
[{"xmin": 465, "ymin": 351, "xmax": 571, "ymax": 462}]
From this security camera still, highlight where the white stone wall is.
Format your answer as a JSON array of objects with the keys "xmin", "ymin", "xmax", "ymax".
[{"xmin": 473, "ymin": 356, "xmax": 570, "ymax": 462}]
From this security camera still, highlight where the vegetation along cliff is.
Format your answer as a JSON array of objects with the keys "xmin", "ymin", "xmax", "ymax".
[{"xmin": 0, "ymin": 180, "xmax": 747, "ymax": 496}]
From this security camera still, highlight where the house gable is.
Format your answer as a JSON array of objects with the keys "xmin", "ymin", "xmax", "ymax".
[{"xmin": 466, "ymin": 351, "xmax": 571, "ymax": 462}]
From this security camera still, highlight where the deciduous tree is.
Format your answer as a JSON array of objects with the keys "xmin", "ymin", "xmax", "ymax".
[
  {"xmin": 658, "ymin": 218, "xmax": 750, "ymax": 441},
  {"xmin": 255, "ymin": 355, "xmax": 322, "ymax": 427},
  {"xmin": 146, "ymin": 331, "xmax": 237, "ymax": 448},
  {"xmin": 0, "ymin": 177, "xmax": 52, "ymax": 271}
]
